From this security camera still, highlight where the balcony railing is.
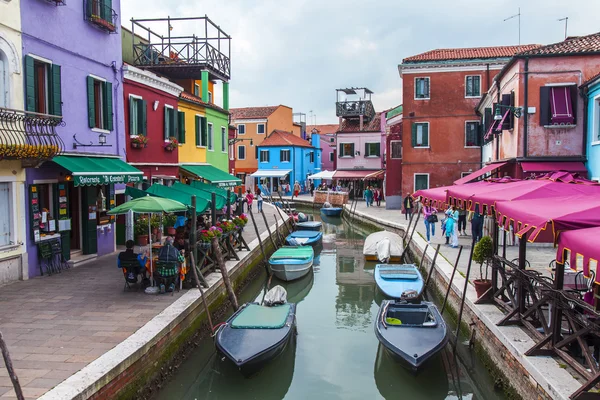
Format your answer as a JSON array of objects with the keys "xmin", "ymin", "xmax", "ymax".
[
  {"xmin": 0, "ymin": 107, "xmax": 64, "ymax": 162},
  {"xmin": 131, "ymin": 16, "xmax": 231, "ymax": 81},
  {"xmin": 85, "ymin": 0, "xmax": 117, "ymax": 33},
  {"xmin": 336, "ymin": 100, "xmax": 375, "ymax": 121}
]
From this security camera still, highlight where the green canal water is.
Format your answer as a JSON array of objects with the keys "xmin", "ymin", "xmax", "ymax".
[{"xmin": 156, "ymin": 212, "xmax": 506, "ymax": 400}]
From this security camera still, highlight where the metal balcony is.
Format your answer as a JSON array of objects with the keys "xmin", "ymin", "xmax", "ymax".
[
  {"xmin": 335, "ymin": 100, "xmax": 375, "ymax": 121},
  {"xmin": 131, "ymin": 16, "xmax": 231, "ymax": 81},
  {"xmin": 0, "ymin": 107, "xmax": 64, "ymax": 163}
]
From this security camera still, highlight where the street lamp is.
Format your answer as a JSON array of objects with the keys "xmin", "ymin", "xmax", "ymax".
[
  {"xmin": 228, "ymin": 138, "xmax": 253, "ymax": 146},
  {"xmin": 494, "ymin": 104, "xmax": 523, "ymax": 120}
]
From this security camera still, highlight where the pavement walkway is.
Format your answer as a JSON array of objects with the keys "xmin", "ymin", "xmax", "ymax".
[{"xmin": 0, "ymin": 204, "xmax": 281, "ymax": 399}]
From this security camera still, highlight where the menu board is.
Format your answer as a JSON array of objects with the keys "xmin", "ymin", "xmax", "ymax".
[
  {"xmin": 30, "ymin": 185, "xmax": 41, "ymax": 242},
  {"xmin": 57, "ymin": 183, "xmax": 70, "ymax": 225}
]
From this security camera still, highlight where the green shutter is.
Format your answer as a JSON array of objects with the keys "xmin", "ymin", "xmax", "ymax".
[
  {"xmin": 104, "ymin": 0, "xmax": 112, "ymax": 22},
  {"xmin": 423, "ymin": 124, "xmax": 429, "ymax": 146},
  {"xmin": 86, "ymin": 0, "xmax": 93, "ymax": 17},
  {"xmin": 129, "ymin": 97, "xmax": 135, "ymax": 135},
  {"xmin": 411, "ymin": 123, "xmax": 417, "ymax": 147},
  {"xmin": 104, "ymin": 81, "xmax": 113, "ymax": 131},
  {"xmin": 50, "ymin": 64, "xmax": 62, "ymax": 116},
  {"xmin": 170, "ymin": 109, "xmax": 176, "ymax": 140},
  {"xmin": 25, "ymin": 56, "xmax": 35, "ymax": 112},
  {"xmin": 87, "ymin": 76, "xmax": 95, "ymax": 128},
  {"xmin": 195, "ymin": 116, "xmax": 200, "ymax": 145},
  {"xmin": 178, "ymin": 111, "xmax": 186, "ymax": 143},
  {"xmin": 201, "ymin": 117, "xmax": 208, "ymax": 146},
  {"xmin": 163, "ymin": 106, "xmax": 168, "ymax": 140},
  {"xmin": 139, "ymin": 100, "xmax": 147, "ymax": 135}
]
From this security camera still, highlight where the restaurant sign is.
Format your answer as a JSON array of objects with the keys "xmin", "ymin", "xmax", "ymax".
[{"xmin": 75, "ymin": 173, "xmax": 142, "ymax": 187}]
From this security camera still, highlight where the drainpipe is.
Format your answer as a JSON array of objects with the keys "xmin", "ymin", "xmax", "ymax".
[
  {"xmin": 523, "ymin": 57, "xmax": 529, "ymax": 158},
  {"xmin": 495, "ymin": 81, "xmax": 500, "ymax": 161},
  {"xmin": 581, "ymin": 86, "xmax": 589, "ymax": 159},
  {"xmin": 486, "ymin": 63, "xmax": 490, "ymax": 93}
]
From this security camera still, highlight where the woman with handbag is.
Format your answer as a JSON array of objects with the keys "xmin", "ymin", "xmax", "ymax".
[{"xmin": 422, "ymin": 201, "xmax": 437, "ymax": 243}]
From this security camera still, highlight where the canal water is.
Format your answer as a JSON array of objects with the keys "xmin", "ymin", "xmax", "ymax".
[{"xmin": 156, "ymin": 212, "xmax": 505, "ymax": 400}]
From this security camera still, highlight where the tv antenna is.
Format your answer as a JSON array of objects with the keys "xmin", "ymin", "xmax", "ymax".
[
  {"xmin": 504, "ymin": 7, "xmax": 521, "ymax": 45},
  {"xmin": 558, "ymin": 17, "xmax": 568, "ymax": 39}
]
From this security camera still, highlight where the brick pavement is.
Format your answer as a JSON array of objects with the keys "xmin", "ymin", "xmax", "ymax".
[{"xmin": 0, "ymin": 204, "xmax": 280, "ymax": 399}]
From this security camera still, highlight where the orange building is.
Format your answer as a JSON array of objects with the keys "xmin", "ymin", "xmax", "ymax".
[{"xmin": 230, "ymin": 105, "xmax": 299, "ymax": 184}]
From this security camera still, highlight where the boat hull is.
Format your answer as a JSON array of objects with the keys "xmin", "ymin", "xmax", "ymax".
[
  {"xmin": 320, "ymin": 207, "xmax": 343, "ymax": 217},
  {"xmin": 366, "ymin": 255, "xmax": 402, "ymax": 262},
  {"xmin": 269, "ymin": 260, "xmax": 313, "ymax": 281},
  {"xmin": 215, "ymin": 303, "xmax": 297, "ymax": 375},
  {"xmin": 295, "ymin": 221, "xmax": 322, "ymax": 231},
  {"xmin": 285, "ymin": 231, "xmax": 323, "ymax": 246},
  {"xmin": 374, "ymin": 264, "xmax": 424, "ymax": 300},
  {"xmin": 374, "ymin": 301, "xmax": 448, "ymax": 372}
]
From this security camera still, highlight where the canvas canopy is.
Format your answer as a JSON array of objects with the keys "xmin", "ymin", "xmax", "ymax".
[
  {"xmin": 145, "ymin": 184, "xmax": 210, "ymax": 213},
  {"xmin": 53, "ymin": 155, "xmax": 142, "ymax": 186},
  {"xmin": 557, "ymin": 227, "xmax": 600, "ymax": 283},
  {"xmin": 308, "ymin": 170, "xmax": 334, "ymax": 180},
  {"xmin": 180, "ymin": 164, "xmax": 241, "ymax": 187}
]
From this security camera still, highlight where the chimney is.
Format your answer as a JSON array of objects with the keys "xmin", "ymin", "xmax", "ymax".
[{"xmin": 359, "ymin": 115, "xmax": 364, "ymax": 131}]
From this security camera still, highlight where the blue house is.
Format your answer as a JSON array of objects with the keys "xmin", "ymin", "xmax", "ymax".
[
  {"xmin": 584, "ymin": 73, "xmax": 600, "ymax": 182},
  {"xmin": 252, "ymin": 130, "xmax": 321, "ymax": 195}
]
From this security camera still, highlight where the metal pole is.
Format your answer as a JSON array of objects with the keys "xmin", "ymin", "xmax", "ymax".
[
  {"xmin": 441, "ymin": 246, "xmax": 464, "ymax": 315},
  {"xmin": 453, "ymin": 243, "xmax": 476, "ymax": 351},
  {"xmin": 211, "ymin": 192, "xmax": 217, "ymax": 226},
  {"xmin": 248, "ymin": 208, "xmax": 270, "ymax": 276},
  {"xmin": 518, "ymin": 232, "xmax": 528, "ymax": 315},
  {"xmin": 404, "ymin": 209, "xmax": 415, "ymax": 240}
]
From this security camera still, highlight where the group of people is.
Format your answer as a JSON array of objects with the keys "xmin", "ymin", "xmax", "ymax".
[
  {"xmin": 363, "ymin": 186, "xmax": 382, "ymax": 207},
  {"xmin": 419, "ymin": 200, "xmax": 484, "ymax": 247}
]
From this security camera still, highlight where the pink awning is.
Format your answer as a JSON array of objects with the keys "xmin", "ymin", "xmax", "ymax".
[
  {"xmin": 521, "ymin": 161, "xmax": 587, "ymax": 174},
  {"xmin": 453, "ymin": 162, "xmax": 507, "ymax": 185},
  {"xmin": 413, "ymin": 186, "xmax": 449, "ymax": 209},
  {"xmin": 557, "ymin": 227, "xmax": 600, "ymax": 283},
  {"xmin": 550, "ymin": 86, "xmax": 575, "ymax": 125},
  {"xmin": 495, "ymin": 195, "xmax": 600, "ymax": 243},
  {"xmin": 334, "ymin": 170, "xmax": 379, "ymax": 180}
]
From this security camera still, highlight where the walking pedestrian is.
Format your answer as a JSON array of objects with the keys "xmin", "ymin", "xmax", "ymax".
[
  {"xmin": 245, "ymin": 189, "xmax": 254, "ymax": 212},
  {"xmin": 470, "ymin": 204, "xmax": 484, "ymax": 244},
  {"xmin": 374, "ymin": 187, "xmax": 382, "ymax": 207},
  {"xmin": 364, "ymin": 186, "xmax": 373, "ymax": 207},
  {"xmin": 310, "ymin": 182, "xmax": 315, "ymax": 197},
  {"xmin": 293, "ymin": 181, "xmax": 301, "ymax": 198},
  {"xmin": 403, "ymin": 193, "xmax": 414, "ymax": 220},
  {"xmin": 423, "ymin": 201, "xmax": 437, "ymax": 243},
  {"xmin": 256, "ymin": 188, "xmax": 263, "ymax": 212},
  {"xmin": 458, "ymin": 208, "xmax": 467, "ymax": 236},
  {"xmin": 450, "ymin": 206, "xmax": 459, "ymax": 247},
  {"xmin": 444, "ymin": 207, "xmax": 454, "ymax": 245}
]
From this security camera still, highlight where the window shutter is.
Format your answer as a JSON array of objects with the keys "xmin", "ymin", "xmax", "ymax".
[
  {"xmin": 539, "ymin": 87, "xmax": 550, "ymax": 126},
  {"xmin": 364, "ymin": 142, "xmax": 368, "ymax": 157},
  {"xmin": 570, "ymin": 85, "xmax": 578, "ymax": 121},
  {"xmin": 475, "ymin": 77, "xmax": 480, "ymax": 96},
  {"xmin": 423, "ymin": 124, "xmax": 429, "ymax": 146},
  {"xmin": 195, "ymin": 116, "xmax": 200, "ymax": 145},
  {"xmin": 49, "ymin": 64, "xmax": 62, "ymax": 116},
  {"xmin": 477, "ymin": 122, "xmax": 482, "ymax": 146},
  {"xmin": 139, "ymin": 99, "xmax": 147, "ymax": 135},
  {"xmin": 376, "ymin": 143, "xmax": 380, "ymax": 157},
  {"xmin": 163, "ymin": 107, "xmax": 168, "ymax": 140},
  {"xmin": 87, "ymin": 76, "xmax": 95, "ymax": 128},
  {"xmin": 339, "ymin": 143, "xmax": 343, "ymax": 157},
  {"xmin": 25, "ymin": 56, "xmax": 35, "ymax": 112},
  {"xmin": 508, "ymin": 91, "xmax": 515, "ymax": 129},
  {"xmin": 350, "ymin": 143, "xmax": 354, "ymax": 156},
  {"xmin": 484, "ymin": 107, "xmax": 492, "ymax": 134},
  {"xmin": 104, "ymin": 0, "xmax": 112, "ymax": 22},
  {"xmin": 411, "ymin": 123, "xmax": 417, "ymax": 147},
  {"xmin": 424, "ymin": 78, "xmax": 429, "ymax": 97},
  {"xmin": 86, "ymin": 0, "xmax": 93, "ymax": 18},
  {"xmin": 104, "ymin": 81, "xmax": 113, "ymax": 131},
  {"xmin": 178, "ymin": 111, "xmax": 185, "ymax": 143},
  {"xmin": 501, "ymin": 94, "xmax": 511, "ymax": 130},
  {"xmin": 128, "ymin": 98, "xmax": 135, "ymax": 135},
  {"xmin": 201, "ymin": 117, "xmax": 208, "ymax": 146}
]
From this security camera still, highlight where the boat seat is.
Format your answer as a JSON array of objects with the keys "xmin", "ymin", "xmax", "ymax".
[
  {"xmin": 379, "ymin": 266, "xmax": 419, "ymax": 280},
  {"xmin": 231, "ymin": 304, "xmax": 291, "ymax": 329},
  {"xmin": 387, "ymin": 308, "xmax": 435, "ymax": 326}
]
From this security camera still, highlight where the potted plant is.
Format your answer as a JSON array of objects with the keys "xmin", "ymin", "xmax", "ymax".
[
  {"xmin": 199, "ymin": 226, "xmax": 223, "ymax": 249},
  {"xmin": 150, "ymin": 214, "xmax": 161, "ymax": 241},
  {"xmin": 472, "ymin": 236, "xmax": 494, "ymax": 299},
  {"xmin": 163, "ymin": 136, "xmax": 179, "ymax": 152},
  {"xmin": 163, "ymin": 213, "xmax": 177, "ymax": 236},
  {"xmin": 135, "ymin": 216, "xmax": 149, "ymax": 246},
  {"xmin": 131, "ymin": 135, "xmax": 148, "ymax": 149}
]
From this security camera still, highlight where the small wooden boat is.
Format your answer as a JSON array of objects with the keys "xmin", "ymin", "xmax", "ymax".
[
  {"xmin": 320, "ymin": 207, "xmax": 343, "ymax": 217},
  {"xmin": 363, "ymin": 231, "xmax": 403, "ymax": 262},
  {"xmin": 296, "ymin": 221, "xmax": 322, "ymax": 231},
  {"xmin": 375, "ymin": 301, "xmax": 448, "ymax": 372},
  {"xmin": 269, "ymin": 246, "xmax": 314, "ymax": 281},
  {"xmin": 285, "ymin": 230, "xmax": 323, "ymax": 246},
  {"xmin": 375, "ymin": 264, "xmax": 424, "ymax": 300},
  {"xmin": 215, "ymin": 302, "xmax": 296, "ymax": 375}
]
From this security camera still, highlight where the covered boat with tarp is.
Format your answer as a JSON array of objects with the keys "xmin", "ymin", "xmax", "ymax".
[
  {"xmin": 363, "ymin": 231, "xmax": 403, "ymax": 262},
  {"xmin": 269, "ymin": 246, "xmax": 314, "ymax": 281}
]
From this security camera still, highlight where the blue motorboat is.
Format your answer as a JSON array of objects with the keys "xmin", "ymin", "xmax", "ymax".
[
  {"xmin": 374, "ymin": 264, "xmax": 424, "ymax": 300},
  {"xmin": 320, "ymin": 207, "xmax": 343, "ymax": 217},
  {"xmin": 269, "ymin": 246, "xmax": 314, "ymax": 281},
  {"xmin": 285, "ymin": 230, "xmax": 323, "ymax": 246},
  {"xmin": 296, "ymin": 221, "xmax": 322, "ymax": 231}
]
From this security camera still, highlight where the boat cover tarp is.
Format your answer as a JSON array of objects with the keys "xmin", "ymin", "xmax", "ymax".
[
  {"xmin": 231, "ymin": 304, "xmax": 291, "ymax": 329},
  {"xmin": 379, "ymin": 265, "xmax": 419, "ymax": 280},
  {"xmin": 363, "ymin": 231, "xmax": 403, "ymax": 258},
  {"xmin": 289, "ymin": 231, "xmax": 321, "ymax": 239},
  {"xmin": 270, "ymin": 247, "xmax": 314, "ymax": 260},
  {"xmin": 263, "ymin": 285, "xmax": 288, "ymax": 306},
  {"xmin": 376, "ymin": 238, "xmax": 391, "ymax": 262}
]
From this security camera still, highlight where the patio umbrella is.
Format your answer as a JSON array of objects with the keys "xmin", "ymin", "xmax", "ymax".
[{"xmin": 108, "ymin": 196, "xmax": 188, "ymax": 288}]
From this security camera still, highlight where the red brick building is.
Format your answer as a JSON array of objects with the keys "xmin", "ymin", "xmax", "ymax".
[
  {"xmin": 384, "ymin": 105, "xmax": 403, "ymax": 209},
  {"xmin": 399, "ymin": 45, "xmax": 539, "ymax": 194}
]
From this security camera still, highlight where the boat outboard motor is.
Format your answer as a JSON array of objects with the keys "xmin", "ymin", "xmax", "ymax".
[
  {"xmin": 400, "ymin": 289, "xmax": 419, "ymax": 301},
  {"xmin": 263, "ymin": 285, "xmax": 288, "ymax": 306},
  {"xmin": 297, "ymin": 212, "xmax": 308, "ymax": 222}
]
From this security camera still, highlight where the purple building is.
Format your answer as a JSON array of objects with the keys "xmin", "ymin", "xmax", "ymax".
[{"xmin": 21, "ymin": 0, "xmax": 140, "ymax": 276}]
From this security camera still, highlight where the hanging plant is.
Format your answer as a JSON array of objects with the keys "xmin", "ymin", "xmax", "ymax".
[
  {"xmin": 163, "ymin": 136, "xmax": 179, "ymax": 152},
  {"xmin": 131, "ymin": 135, "xmax": 148, "ymax": 149}
]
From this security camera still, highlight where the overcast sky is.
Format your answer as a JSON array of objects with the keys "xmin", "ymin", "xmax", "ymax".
[{"xmin": 121, "ymin": 0, "xmax": 600, "ymax": 124}]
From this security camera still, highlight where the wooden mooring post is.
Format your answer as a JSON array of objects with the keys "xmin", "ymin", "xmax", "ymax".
[
  {"xmin": 0, "ymin": 329, "xmax": 23, "ymax": 400},
  {"xmin": 248, "ymin": 208, "xmax": 270, "ymax": 276}
]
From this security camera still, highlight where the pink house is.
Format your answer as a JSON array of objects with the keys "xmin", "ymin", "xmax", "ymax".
[{"xmin": 307, "ymin": 124, "xmax": 338, "ymax": 171}]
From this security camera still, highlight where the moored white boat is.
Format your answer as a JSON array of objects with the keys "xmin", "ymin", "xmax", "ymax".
[{"xmin": 269, "ymin": 246, "xmax": 314, "ymax": 281}]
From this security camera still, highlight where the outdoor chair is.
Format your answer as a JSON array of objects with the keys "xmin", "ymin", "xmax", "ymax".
[
  {"xmin": 155, "ymin": 261, "xmax": 180, "ymax": 296},
  {"xmin": 121, "ymin": 259, "xmax": 145, "ymax": 291}
]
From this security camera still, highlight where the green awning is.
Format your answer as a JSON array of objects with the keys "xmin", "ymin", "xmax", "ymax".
[
  {"xmin": 125, "ymin": 186, "xmax": 155, "ymax": 199},
  {"xmin": 180, "ymin": 164, "xmax": 241, "ymax": 188},
  {"xmin": 190, "ymin": 180, "xmax": 237, "ymax": 203},
  {"xmin": 53, "ymin": 156, "xmax": 142, "ymax": 186},
  {"xmin": 171, "ymin": 182, "xmax": 226, "ymax": 210},
  {"xmin": 146, "ymin": 184, "xmax": 210, "ymax": 213}
]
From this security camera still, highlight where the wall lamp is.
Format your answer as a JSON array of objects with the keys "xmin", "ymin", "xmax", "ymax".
[
  {"xmin": 229, "ymin": 138, "xmax": 253, "ymax": 146},
  {"xmin": 73, "ymin": 132, "xmax": 112, "ymax": 149},
  {"xmin": 494, "ymin": 104, "xmax": 523, "ymax": 120}
]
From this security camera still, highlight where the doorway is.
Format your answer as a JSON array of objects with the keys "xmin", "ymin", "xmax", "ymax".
[{"xmin": 69, "ymin": 184, "xmax": 81, "ymax": 251}]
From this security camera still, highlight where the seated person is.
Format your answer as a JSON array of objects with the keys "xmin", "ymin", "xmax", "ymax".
[
  {"xmin": 158, "ymin": 236, "xmax": 184, "ymax": 265},
  {"xmin": 118, "ymin": 240, "xmax": 147, "ymax": 281},
  {"xmin": 174, "ymin": 234, "xmax": 189, "ymax": 254}
]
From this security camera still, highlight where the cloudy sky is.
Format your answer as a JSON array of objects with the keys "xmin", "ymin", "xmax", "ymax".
[{"xmin": 121, "ymin": 0, "xmax": 600, "ymax": 124}]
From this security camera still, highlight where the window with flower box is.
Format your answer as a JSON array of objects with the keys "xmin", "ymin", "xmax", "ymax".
[{"xmin": 85, "ymin": 0, "xmax": 117, "ymax": 33}]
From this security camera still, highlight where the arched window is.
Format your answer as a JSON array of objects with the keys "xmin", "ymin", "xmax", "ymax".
[{"xmin": 0, "ymin": 50, "xmax": 7, "ymax": 108}]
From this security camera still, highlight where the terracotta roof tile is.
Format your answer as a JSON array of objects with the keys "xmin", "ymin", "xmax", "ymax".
[
  {"xmin": 403, "ymin": 44, "xmax": 541, "ymax": 63},
  {"xmin": 259, "ymin": 130, "xmax": 313, "ymax": 148},
  {"xmin": 517, "ymin": 32, "xmax": 600, "ymax": 56},
  {"xmin": 230, "ymin": 106, "xmax": 279, "ymax": 120},
  {"xmin": 306, "ymin": 124, "xmax": 339, "ymax": 135},
  {"xmin": 582, "ymin": 70, "xmax": 600, "ymax": 88},
  {"xmin": 337, "ymin": 113, "xmax": 382, "ymax": 133},
  {"xmin": 180, "ymin": 91, "xmax": 228, "ymax": 114}
]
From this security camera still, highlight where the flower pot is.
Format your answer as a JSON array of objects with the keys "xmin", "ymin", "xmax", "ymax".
[
  {"xmin": 137, "ymin": 235, "xmax": 149, "ymax": 246},
  {"xmin": 167, "ymin": 227, "xmax": 176, "ymax": 236},
  {"xmin": 199, "ymin": 242, "xmax": 211, "ymax": 250},
  {"xmin": 473, "ymin": 279, "xmax": 492, "ymax": 299}
]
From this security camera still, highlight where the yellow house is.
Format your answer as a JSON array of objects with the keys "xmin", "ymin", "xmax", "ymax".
[{"xmin": 178, "ymin": 92, "xmax": 207, "ymax": 164}]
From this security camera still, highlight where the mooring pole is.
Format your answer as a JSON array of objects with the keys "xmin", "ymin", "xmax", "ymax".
[
  {"xmin": 211, "ymin": 236, "xmax": 239, "ymax": 311},
  {"xmin": 211, "ymin": 192, "xmax": 217, "ymax": 226},
  {"xmin": 191, "ymin": 196, "xmax": 199, "ymax": 283},
  {"xmin": 226, "ymin": 189, "xmax": 231, "ymax": 218},
  {"xmin": 237, "ymin": 187, "xmax": 243, "ymax": 216},
  {"xmin": 404, "ymin": 209, "xmax": 415, "ymax": 240},
  {"xmin": 441, "ymin": 246, "xmax": 464, "ymax": 315},
  {"xmin": 273, "ymin": 213, "xmax": 283, "ymax": 247},
  {"xmin": 401, "ymin": 203, "xmax": 421, "ymax": 260},
  {"xmin": 248, "ymin": 208, "xmax": 270, "ymax": 276},
  {"xmin": 423, "ymin": 244, "xmax": 441, "ymax": 290},
  {"xmin": 0, "ymin": 330, "xmax": 23, "ymax": 400},
  {"xmin": 453, "ymin": 242, "xmax": 476, "ymax": 351},
  {"xmin": 277, "ymin": 191, "xmax": 295, "ymax": 229},
  {"xmin": 188, "ymin": 251, "xmax": 213, "ymax": 331},
  {"xmin": 260, "ymin": 208, "xmax": 277, "ymax": 251}
]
